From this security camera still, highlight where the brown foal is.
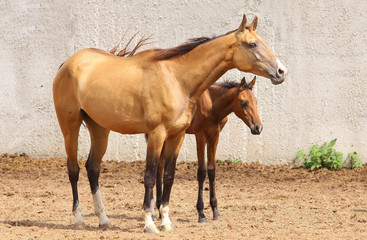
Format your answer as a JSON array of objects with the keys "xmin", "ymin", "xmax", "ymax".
[{"xmin": 155, "ymin": 76, "xmax": 261, "ymax": 222}]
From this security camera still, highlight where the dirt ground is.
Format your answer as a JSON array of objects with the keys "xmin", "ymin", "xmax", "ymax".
[{"xmin": 1, "ymin": 154, "xmax": 367, "ymax": 240}]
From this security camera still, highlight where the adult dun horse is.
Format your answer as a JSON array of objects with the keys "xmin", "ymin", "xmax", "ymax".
[
  {"xmin": 154, "ymin": 76, "xmax": 261, "ymax": 223},
  {"xmin": 53, "ymin": 15, "xmax": 286, "ymax": 233}
]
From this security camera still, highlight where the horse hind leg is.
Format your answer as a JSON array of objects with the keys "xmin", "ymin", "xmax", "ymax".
[
  {"xmin": 83, "ymin": 111, "xmax": 111, "ymax": 228},
  {"xmin": 56, "ymin": 107, "xmax": 85, "ymax": 229}
]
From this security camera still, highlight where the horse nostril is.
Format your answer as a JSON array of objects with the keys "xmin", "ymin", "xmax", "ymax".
[{"xmin": 278, "ymin": 68, "xmax": 284, "ymax": 75}]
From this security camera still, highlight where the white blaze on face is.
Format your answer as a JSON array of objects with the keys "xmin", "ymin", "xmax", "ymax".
[
  {"xmin": 276, "ymin": 58, "xmax": 287, "ymax": 75},
  {"xmin": 92, "ymin": 189, "xmax": 110, "ymax": 225}
]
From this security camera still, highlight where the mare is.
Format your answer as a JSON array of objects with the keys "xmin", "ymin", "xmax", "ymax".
[
  {"xmin": 155, "ymin": 76, "xmax": 261, "ymax": 223},
  {"xmin": 53, "ymin": 15, "xmax": 286, "ymax": 233}
]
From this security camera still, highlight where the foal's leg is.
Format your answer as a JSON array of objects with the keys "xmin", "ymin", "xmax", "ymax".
[
  {"xmin": 160, "ymin": 132, "xmax": 185, "ymax": 232},
  {"xmin": 84, "ymin": 114, "xmax": 111, "ymax": 228},
  {"xmin": 195, "ymin": 133, "xmax": 208, "ymax": 223},
  {"xmin": 56, "ymin": 109, "xmax": 84, "ymax": 228},
  {"xmin": 207, "ymin": 135, "xmax": 221, "ymax": 220},
  {"xmin": 143, "ymin": 126, "xmax": 166, "ymax": 233}
]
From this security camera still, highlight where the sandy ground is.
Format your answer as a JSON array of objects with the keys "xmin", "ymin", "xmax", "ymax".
[{"xmin": 1, "ymin": 153, "xmax": 367, "ymax": 240}]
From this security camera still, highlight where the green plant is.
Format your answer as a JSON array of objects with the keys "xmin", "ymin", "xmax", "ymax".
[
  {"xmin": 346, "ymin": 151, "xmax": 363, "ymax": 169},
  {"xmin": 216, "ymin": 159, "xmax": 242, "ymax": 164},
  {"xmin": 295, "ymin": 139, "xmax": 343, "ymax": 170}
]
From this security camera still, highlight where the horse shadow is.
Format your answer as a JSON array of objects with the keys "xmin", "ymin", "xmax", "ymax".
[{"xmin": 0, "ymin": 215, "xmax": 140, "ymax": 233}]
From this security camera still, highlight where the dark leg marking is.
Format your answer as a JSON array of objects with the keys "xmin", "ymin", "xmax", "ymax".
[
  {"xmin": 196, "ymin": 167, "xmax": 207, "ymax": 223},
  {"xmin": 208, "ymin": 168, "xmax": 221, "ymax": 220}
]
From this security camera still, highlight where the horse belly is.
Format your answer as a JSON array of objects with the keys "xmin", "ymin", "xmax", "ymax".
[{"xmin": 79, "ymin": 84, "xmax": 147, "ymax": 134}]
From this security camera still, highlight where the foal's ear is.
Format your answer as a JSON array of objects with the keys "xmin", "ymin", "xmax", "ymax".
[
  {"xmin": 237, "ymin": 14, "xmax": 247, "ymax": 33},
  {"xmin": 249, "ymin": 16, "xmax": 258, "ymax": 31},
  {"xmin": 239, "ymin": 76, "xmax": 247, "ymax": 91},
  {"xmin": 248, "ymin": 76, "xmax": 257, "ymax": 89}
]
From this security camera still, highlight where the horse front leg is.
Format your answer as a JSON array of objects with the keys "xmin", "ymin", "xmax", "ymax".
[
  {"xmin": 207, "ymin": 135, "xmax": 221, "ymax": 221},
  {"xmin": 195, "ymin": 133, "xmax": 207, "ymax": 223},
  {"xmin": 160, "ymin": 132, "xmax": 185, "ymax": 232},
  {"xmin": 154, "ymin": 142, "xmax": 166, "ymax": 220},
  {"xmin": 143, "ymin": 126, "xmax": 166, "ymax": 233}
]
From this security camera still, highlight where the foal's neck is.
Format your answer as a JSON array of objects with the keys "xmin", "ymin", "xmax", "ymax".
[
  {"xmin": 170, "ymin": 33, "xmax": 236, "ymax": 101},
  {"xmin": 210, "ymin": 86, "xmax": 237, "ymax": 122}
]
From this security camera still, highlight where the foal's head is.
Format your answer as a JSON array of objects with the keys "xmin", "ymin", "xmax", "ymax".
[
  {"xmin": 232, "ymin": 76, "xmax": 262, "ymax": 135},
  {"xmin": 232, "ymin": 15, "xmax": 286, "ymax": 85}
]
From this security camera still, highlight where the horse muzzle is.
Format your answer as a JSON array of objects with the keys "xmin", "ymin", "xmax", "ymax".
[
  {"xmin": 251, "ymin": 125, "xmax": 263, "ymax": 135},
  {"xmin": 269, "ymin": 59, "xmax": 287, "ymax": 85}
]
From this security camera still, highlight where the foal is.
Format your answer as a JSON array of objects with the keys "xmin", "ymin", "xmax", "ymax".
[{"xmin": 155, "ymin": 76, "xmax": 261, "ymax": 222}]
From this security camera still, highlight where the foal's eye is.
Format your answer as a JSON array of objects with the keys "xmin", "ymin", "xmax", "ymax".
[
  {"xmin": 241, "ymin": 100, "xmax": 248, "ymax": 107},
  {"xmin": 249, "ymin": 42, "xmax": 257, "ymax": 48}
]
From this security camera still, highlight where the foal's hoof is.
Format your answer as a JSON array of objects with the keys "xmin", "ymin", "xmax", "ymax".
[
  {"xmin": 213, "ymin": 215, "xmax": 222, "ymax": 221},
  {"xmin": 144, "ymin": 224, "xmax": 160, "ymax": 234},
  {"xmin": 74, "ymin": 221, "xmax": 86, "ymax": 230},
  {"xmin": 198, "ymin": 217, "xmax": 207, "ymax": 223},
  {"xmin": 160, "ymin": 223, "xmax": 174, "ymax": 232}
]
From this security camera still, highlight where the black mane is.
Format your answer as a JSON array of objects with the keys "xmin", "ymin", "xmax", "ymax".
[
  {"xmin": 153, "ymin": 29, "xmax": 236, "ymax": 60},
  {"xmin": 216, "ymin": 79, "xmax": 252, "ymax": 90}
]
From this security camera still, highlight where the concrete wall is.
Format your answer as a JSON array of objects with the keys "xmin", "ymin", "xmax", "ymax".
[{"xmin": 1, "ymin": 0, "xmax": 366, "ymax": 164}]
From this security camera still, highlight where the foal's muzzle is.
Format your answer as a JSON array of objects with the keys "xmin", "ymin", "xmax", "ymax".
[{"xmin": 251, "ymin": 125, "xmax": 263, "ymax": 135}]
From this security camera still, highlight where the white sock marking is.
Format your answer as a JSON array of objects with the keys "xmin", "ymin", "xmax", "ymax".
[{"xmin": 92, "ymin": 189, "xmax": 110, "ymax": 225}]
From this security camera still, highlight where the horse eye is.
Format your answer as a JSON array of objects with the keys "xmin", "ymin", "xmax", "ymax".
[
  {"xmin": 249, "ymin": 43, "xmax": 257, "ymax": 48},
  {"xmin": 241, "ymin": 100, "xmax": 248, "ymax": 107}
]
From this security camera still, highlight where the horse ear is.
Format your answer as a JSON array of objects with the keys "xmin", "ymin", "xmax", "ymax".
[
  {"xmin": 237, "ymin": 14, "xmax": 247, "ymax": 33},
  {"xmin": 248, "ymin": 76, "xmax": 257, "ymax": 89},
  {"xmin": 249, "ymin": 16, "xmax": 258, "ymax": 31},
  {"xmin": 239, "ymin": 76, "xmax": 247, "ymax": 91},
  {"xmin": 240, "ymin": 76, "xmax": 247, "ymax": 86}
]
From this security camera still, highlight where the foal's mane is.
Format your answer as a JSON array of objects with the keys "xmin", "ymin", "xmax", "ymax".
[
  {"xmin": 216, "ymin": 79, "xmax": 252, "ymax": 90},
  {"xmin": 153, "ymin": 29, "xmax": 236, "ymax": 60}
]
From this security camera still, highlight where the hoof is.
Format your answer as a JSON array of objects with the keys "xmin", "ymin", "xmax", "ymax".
[
  {"xmin": 213, "ymin": 215, "xmax": 222, "ymax": 221},
  {"xmin": 99, "ymin": 222, "xmax": 111, "ymax": 229},
  {"xmin": 152, "ymin": 213, "xmax": 157, "ymax": 221},
  {"xmin": 198, "ymin": 217, "xmax": 207, "ymax": 223},
  {"xmin": 74, "ymin": 221, "xmax": 86, "ymax": 230},
  {"xmin": 160, "ymin": 223, "xmax": 174, "ymax": 232},
  {"xmin": 144, "ymin": 224, "xmax": 160, "ymax": 234}
]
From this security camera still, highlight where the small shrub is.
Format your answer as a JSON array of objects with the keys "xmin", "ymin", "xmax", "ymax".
[
  {"xmin": 346, "ymin": 151, "xmax": 363, "ymax": 169},
  {"xmin": 216, "ymin": 159, "xmax": 242, "ymax": 164},
  {"xmin": 295, "ymin": 139, "xmax": 344, "ymax": 170}
]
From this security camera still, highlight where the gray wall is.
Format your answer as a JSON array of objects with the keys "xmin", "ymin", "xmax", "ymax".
[{"xmin": 1, "ymin": 0, "xmax": 366, "ymax": 164}]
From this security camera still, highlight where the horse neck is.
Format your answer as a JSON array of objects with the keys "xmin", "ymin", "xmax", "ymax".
[
  {"xmin": 169, "ymin": 34, "xmax": 236, "ymax": 101},
  {"xmin": 210, "ymin": 86, "xmax": 237, "ymax": 122}
]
